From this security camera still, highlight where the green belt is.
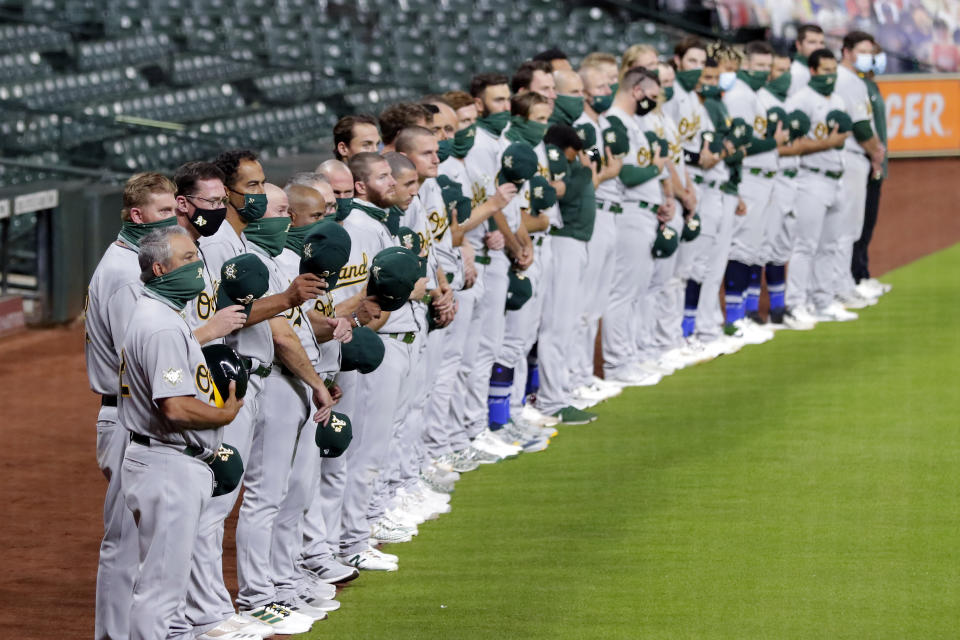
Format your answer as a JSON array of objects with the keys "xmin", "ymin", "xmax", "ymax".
[
  {"xmin": 387, "ymin": 331, "xmax": 416, "ymax": 344},
  {"xmin": 748, "ymin": 167, "xmax": 777, "ymax": 179},
  {"xmin": 420, "ymin": 294, "xmax": 433, "ymax": 304},
  {"xmin": 240, "ymin": 356, "xmax": 272, "ymax": 378},
  {"xmin": 533, "ymin": 235, "xmax": 544, "ymax": 247},
  {"xmin": 638, "ymin": 200, "xmax": 660, "ymax": 213},
  {"xmin": 806, "ymin": 167, "xmax": 843, "ymax": 180},
  {"xmin": 692, "ymin": 175, "xmax": 717, "ymax": 188},
  {"xmin": 474, "ymin": 255, "xmax": 491, "ymax": 265},
  {"xmin": 445, "ymin": 272, "xmax": 454, "ymax": 284},
  {"xmin": 782, "ymin": 168, "xmax": 798, "ymax": 179},
  {"xmin": 130, "ymin": 432, "xmax": 213, "ymax": 463},
  {"xmin": 596, "ymin": 199, "xmax": 623, "ymax": 214}
]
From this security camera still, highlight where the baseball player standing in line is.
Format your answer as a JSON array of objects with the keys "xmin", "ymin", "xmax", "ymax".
[
  {"xmin": 332, "ymin": 152, "xmax": 427, "ymax": 571},
  {"xmin": 119, "ymin": 225, "xmax": 244, "ymax": 640},
  {"xmin": 600, "ymin": 67, "xmax": 671, "ymax": 387},
  {"xmin": 87, "ymin": 173, "xmax": 178, "ymax": 640},
  {"xmin": 187, "ymin": 150, "xmax": 327, "ymax": 638},
  {"xmin": 833, "ymin": 30, "xmax": 886, "ymax": 309},
  {"xmin": 569, "ymin": 54, "xmax": 625, "ymax": 402},
  {"xmin": 722, "ymin": 41, "xmax": 786, "ymax": 339},
  {"xmin": 783, "ymin": 49, "xmax": 855, "ymax": 322},
  {"xmin": 233, "ymin": 183, "xmax": 337, "ymax": 623}
]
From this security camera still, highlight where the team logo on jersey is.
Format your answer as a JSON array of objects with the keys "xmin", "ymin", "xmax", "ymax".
[
  {"xmin": 162, "ymin": 368, "xmax": 183, "ymax": 386},
  {"xmin": 330, "ymin": 414, "xmax": 346, "ymax": 433},
  {"xmin": 637, "ymin": 147, "xmax": 652, "ymax": 166},
  {"xmin": 337, "ymin": 252, "xmax": 369, "ymax": 287},
  {"xmin": 215, "ymin": 445, "xmax": 234, "ymax": 462},
  {"xmin": 754, "ymin": 115, "xmax": 767, "ymax": 135},
  {"xmin": 503, "ymin": 154, "xmax": 514, "ymax": 169},
  {"xmin": 224, "ymin": 263, "xmax": 238, "ymax": 279},
  {"xmin": 814, "ymin": 122, "xmax": 829, "ymax": 140}
]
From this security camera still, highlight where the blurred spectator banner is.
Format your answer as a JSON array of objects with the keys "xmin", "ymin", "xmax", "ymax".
[{"xmin": 878, "ymin": 74, "xmax": 960, "ymax": 156}]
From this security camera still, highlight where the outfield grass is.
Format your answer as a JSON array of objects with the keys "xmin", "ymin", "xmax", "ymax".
[{"xmin": 310, "ymin": 245, "xmax": 960, "ymax": 639}]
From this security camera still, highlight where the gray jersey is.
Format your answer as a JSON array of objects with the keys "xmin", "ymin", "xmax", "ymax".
[
  {"xmin": 419, "ymin": 177, "xmax": 463, "ymax": 289},
  {"xmin": 199, "ymin": 221, "xmax": 274, "ymax": 366},
  {"xmin": 758, "ymin": 87, "xmax": 799, "ymax": 170},
  {"xmin": 119, "ymin": 291, "xmax": 222, "ymax": 455},
  {"xmin": 576, "ymin": 112, "xmax": 622, "ymax": 204},
  {"xmin": 463, "ymin": 127, "xmax": 503, "ymax": 251},
  {"xmin": 333, "ymin": 201, "xmax": 420, "ymax": 333},
  {"xmin": 835, "ymin": 64, "xmax": 874, "ymax": 154},
  {"xmin": 724, "ymin": 78, "xmax": 778, "ymax": 170},
  {"xmin": 183, "ymin": 260, "xmax": 218, "ymax": 337},
  {"xmin": 693, "ymin": 99, "xmax": 731, "ymax": 185},
  {"xmin": 439, "ymin": 157, "xmax": 484, "ymax": 254},
  {"xmin": 788, "ymin": 59, "xmax": 811, "ymax": 97},
  {"xmin": 785, "ymin": 86, "xmax": 847, "ymax": 172},
  {"xmin": 85, "ymin": 240, "xmax": 141, "ymax": 395},
  {"xmin": 607, "ymin": 105, "xmax": 662, "ymax": 204},
  {"xmin": 276, "ymin": 247, "xmax": 340, "ymax": 376}
]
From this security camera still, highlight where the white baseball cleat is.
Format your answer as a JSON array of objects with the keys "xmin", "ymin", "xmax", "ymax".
[
  {"xmin": 606, "ymin": 367, "xmax": 662, "ymax": 387},
  {"xmin": 305, "ymin": 558, "xmax": 359, "ymax": 584},
  {"xmin": 815, "ymin": 302, "xmax": 859, "ymax": 322},
  {"xmin": 281, "ymin": 599, "xmax": 328, "ymax": 622},
  {"xmin": 836, "ymin": 289, "xmax": 877, "ymax": 309},
  {"xmin": 474, "ymin": 429, "xmax": 522, "ymax": 457},
  {"xmin": 783, "ymin": 307, "xmax": 817, "ymax": 330},
  {"xmin": 729, "ymin": 319, "xmax": 774, "ymax": 345},
  {"xmin": 860, "ymin": 278, "xmax": 891, "ymax": 295},
  {"xmin": 239, "ymin": 603, "xmax": 314, "ymax": 635},
  {"xmin": 197, "ymin": 613, "xmax": 274, "ymax": 639},
  {"xmin": 590, "ymin": 375, "xmax": 626, "ymax": 393},
  {"xmin": 520, "ymin": 402, "xmax": 561, "ymax": 427},
  {"xmin": 701, "ymin": 335, "xmax": 744, "ymax": 357},
  {"xmin": 338, "ymin": 549, "xmax": 398, "ymax": 571}
]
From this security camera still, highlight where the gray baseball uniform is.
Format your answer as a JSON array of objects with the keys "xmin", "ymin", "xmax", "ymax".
[
  {"xmin": 85, "ymin": 239, "xmax": 140, "ymax": 640},
  {"xmin": 784, "ymin": 85, "xmax": 847, "ymax": 311},
  {"xmin": 119, "ymin": 289, "xmax": 222, "ymax": 640},
  {"xmin": 758, "ymin": 86, "xmax": 800, "ymax": 267},
  {"xmin": 601, "ymin": 105, "xmax": 663, "ymax": 378},
  {"xmin": 187, "ymin": 220, "xmax": 275, "ymax": 632}
]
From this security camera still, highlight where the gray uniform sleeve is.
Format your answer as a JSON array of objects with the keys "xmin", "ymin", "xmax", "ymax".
[{"xmin": 146, "ymin": 329, "xmax": 203, "ymax": 402}]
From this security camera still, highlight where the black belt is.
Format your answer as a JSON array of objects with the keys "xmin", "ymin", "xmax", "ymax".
[
  {"xmin": 130, "ymin": 432, "xmax": 213, "ymax": 462},
  {"xmin": 595, "ymin": 199, "xmax": 623, "ymax": 214},
  {"xmin": 239, "ymin": 356, "xmax": 272, "ymax": 378},
  {"xmin": 101, "ymin": 395, "xmax": 118, "ymax": 407},
  {"xmin": 805, "ymin": 167, "xmax": 843, "ymax": 180},
  {"xmin": 637, "ymin": 200, "xmax": 660, "ymax": 213},
  {"xmin": 748, "ymin": 167, "xmax": 777, "ymax": 178},
  {"xmin": 386, "ymin": 331, "xmax": 416, "ymax": 344}
]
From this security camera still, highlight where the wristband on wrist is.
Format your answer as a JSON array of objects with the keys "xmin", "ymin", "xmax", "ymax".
[{"xmin": 351, "ymin": 312, "xmax": 361, "ymax": 327}]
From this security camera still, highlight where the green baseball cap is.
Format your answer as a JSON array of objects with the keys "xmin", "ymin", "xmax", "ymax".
[
  {"xmin": 602, "ymin": 115, "xmax": 629, "ymax": 156},
  {"xmin": 216, "ymin": 253, "xmax": 269, "ymax": 315},
  {"xmin": 787, "ymin": 109, "xmax": 811, "ymax": 140},
  {"xmin": 316, "ymin": 411, "xmax": 352, "ymax": 457},
  {"xmin": 209, "ymin": 443, "xmax": 244, "ymax": 497},
  {"xmin": 766, "ymin": 106, "xmax": 788, "ymax": 138},
  {"xmin": 340, "ymin": 326, "xmax": 385, "ymax": 373},
  {"xmin": 505, "ymin": 269, "xmax": 533, "ymax": 311},
  {"xmin": 701, "ymin": 129, "xmax": 724, "ymax": 154},
  {"xmin": 545, "ymin": 144, "xmax": 568, "ymax": 180},
  {"xmin": 651, "ymin": 222, "xmax": 679, "ymax": 258},
  {"xmin": 681, "ymin": 213, "xmax": 702, "ymax": 242},
  {"xmin": 575, "ymin": 123, "xmax": 597, "ymax": 149},
  {"xmin": 729, "ymin": 117, "xmax": 753, "ymax": 147},
  {"xmin": 299, "ymin": 220, "xmax": 352, "ymax": 290},
  {"xmin": 826, "ymin": 109, "xmax": 853, "ymax": 133},
  {"xmin": 644, "ymin": 131, "xmax": 670, "ymax": 158},
  {"xmin": 397, "ymin": 226, "xmax": 428, "ymax": 277},
  {"xmin": 498, "ymin": 142, "xmax": 539, "ymax": 186},
  {"xmin": 440, "ymin": 185, "xmax": 472, "ymax": 224},
  {"xmin": 367, "ymin": 246, "xmax": 420, "ymax": 311},
  {"xmin": 529, "ymin": 175, "xmax": 557, "ymax": 214}
]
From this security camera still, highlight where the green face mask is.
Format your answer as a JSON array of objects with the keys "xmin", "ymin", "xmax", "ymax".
[
  {"xmin": 451, "ymin": 123, "xmax": 476, "ymax": 158},
  {"xmin": 675, "ymin": 68, "xmax": 702, "ymax": 92},
  {"xmin": 552, "ymin": 94, "xmax": 584, "ymax": 125},
  {"xmin": 698, "ymin": 84, "xmax": 722, "ymax": 100},
  {"xmin": 737, "ymin": 69, "xmax": 769, "ymax": 92},
  {"xmin": 506, "ymin": 115, "xmax": 548, "ymax": 146},
  {"xmin": 285, "ymin": 220, "xmax": 322, "ymax": 256},
  {"xmin": 244, "ymin": 217, "xmax": 290, "ymax": 257},
  {"xmin": 476, "ymin": 110, "xmax": 511, "ymax": 136},
  {"xmin": 386, "ymin": 207, "xmax": 403, "ymax": 236},
  {"xmin": 765, "ymin": 71, "xmax": 791, "ymax": 101},
  {"xmin": 795, "ymin": 54, "xmax": 808, "ymax": 66},
  {"xmin": 590, "ymin": 92, "xmax": 614, "ymax": 113},
  {"xmin": 144, "ymin": 260, "xmax": 206, "ymax": 310},
  {"xmin": 335, "ymin": 197, "xmax": 353, "ymax": 222},
  {"xmin": 437, "ymin": 139, "xmax": 453, "ymax": 163},
  {"xmin": 809, "ymin": 73, "xmax": 837, "ymax": 96},
  {"xmin": 233, "ymin": 191, "xmax": 267, "ymax": 222},
  {"xmin": 117, "ymin": 216, "xmax": 178, "ymax": 248},
  {"xmin": 663, "ymin": 86, "xmax": 675, "ymax": 102}
]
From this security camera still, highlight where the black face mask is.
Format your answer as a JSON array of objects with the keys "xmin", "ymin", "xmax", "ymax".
[
  {"xmin": 187, "ymin": 205, "xmax": 227, "ymax": 237},
  {"xmin": 636, "ymin": 95, "xmax": 657, "ymax": 116}
]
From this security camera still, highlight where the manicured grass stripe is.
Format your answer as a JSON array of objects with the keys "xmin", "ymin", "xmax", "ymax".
[{"xmin": 309, "ymin": 244, "xmax": 960, "ymax": 639}]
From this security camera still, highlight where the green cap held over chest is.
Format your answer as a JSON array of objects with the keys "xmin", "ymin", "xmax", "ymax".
[
  {"xmin": 216, "ymin": 253, "xmax": 269, "ymax": 315},
  {"xmin": 367, "ymin": 246, "xmax": 421, "ymax": 312},
  {"xmin": 316, "ymin": 411, "xmax": 353, "ymax": 457},
  {"xmin": 340, "ymin": 326, "xmax": 385, "ymax": 373},
  {"xmin": 505, "ymin": 269, "xmax": 533, "ymax": 311},
  {"xmin": 498, "ymin": 142, "xmax": 539, "ymax": 186}
]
